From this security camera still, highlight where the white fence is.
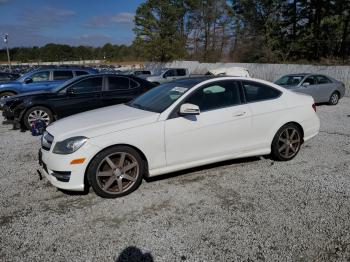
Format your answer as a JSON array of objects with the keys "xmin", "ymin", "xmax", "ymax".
[{"xmin": 147, "ymin": 61, "xmax": 350, "ymax": 96}]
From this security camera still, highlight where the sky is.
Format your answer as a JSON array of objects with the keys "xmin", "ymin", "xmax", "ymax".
[{"xmin": 0, "ymin": 0, "xmax": 143, "ymax": 48}]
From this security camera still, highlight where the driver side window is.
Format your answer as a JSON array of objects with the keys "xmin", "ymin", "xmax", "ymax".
[
  {"xmin": 164, "ymin": 70, "xmax": 175, "ymax": 78},
  {"xmin": 185, "ymin": 81, "xmax": 241, "ymax": 112},
  {"xmin": 303, "ymin": 76, "xmax": 316, "ymax": 86},
  {"xmin": 69, "ymin": 77, "xmax": 103, "ymax": 94},
  {"xmin": 30, "ymin": 71, "xmax": 50, "ymax": 82}
]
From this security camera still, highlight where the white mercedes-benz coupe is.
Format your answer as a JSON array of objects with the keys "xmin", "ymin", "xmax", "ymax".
[{"xmin": 39, "ymin": 77, "xmax": 320, "ymax": 198}]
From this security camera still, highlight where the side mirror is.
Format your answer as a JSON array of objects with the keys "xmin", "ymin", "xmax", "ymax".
[
  {"xmin": 179, "ymin": 103, "xmax": 200, "ymax": 116},
  {"xmin": 24, "ymin": 78, "xmax": 33, "ymax": 84},
  {"xmin": 66, "ymin": 87, "xmax": 75, "ymax": 96},
  {"xmin": 302, "ymin": 82, "xmax": 310, "ymax": 87}
]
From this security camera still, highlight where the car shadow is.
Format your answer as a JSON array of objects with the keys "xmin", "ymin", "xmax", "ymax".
[
  {"xmin": 115, "ymin": 246, "xmax": 153, "ymax": 262},
  {"xmin": 144, "ymin": 156, "xmax": 263, "ymax": 183}
]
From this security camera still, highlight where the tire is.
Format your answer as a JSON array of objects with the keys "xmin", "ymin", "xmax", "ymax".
[
  {"xmin": 87, "ymin": 146, "xmax": 145, "ymax": 198},
  {"xmin": 0, "ymin": 91, "xmax": 16, "ymax": 99},
  {"xmin": 23, "ymin": 106, "xmax": 53, "ymax": 130},
  {"xmin": 271, "ymin": 123, "xmax": 302, "ymax": 161},
  {"xmin": 329, "ymin": 91, "xmax": 339, "ymax": 105}
]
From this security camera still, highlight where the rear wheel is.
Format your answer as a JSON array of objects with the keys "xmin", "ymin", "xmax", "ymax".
[
  {"xmin": 87, "ymin": 146, "xmax": 144, "ymax": 198},
  {"xmin": 23, "ymin": 106, "xmax": 53, "ymax": 130},
  {"xmin": 329, "ymin": 92, "xmax": 339, "ymax": 105},
  {"xmin": 0, "ymin": 91, "xmax": 16, "ymax": 99},
  {"xmin": 271, "ymin": 123, "xmax": 302, "ymax": 161}
]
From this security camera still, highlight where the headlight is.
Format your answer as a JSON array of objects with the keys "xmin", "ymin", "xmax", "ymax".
[{"xmin": 53, "ymin": 136, "xmax": 88, "ymax": 155}]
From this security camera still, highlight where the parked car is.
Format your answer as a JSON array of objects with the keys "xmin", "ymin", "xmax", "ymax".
[
  {"xmin": 2, "ymin": 74, "xmax": 156, "ymax": 130},
  {"xmin": 206, "ymin": 67, "xmax": 250, "ymax": 77},
  {"xmin": 274, "ymin": 73, "xmax": 346, "ymax": 105},
  {"xmin": 38, "ymin": 76, "xmax": 320, "ymax": 198},
  {"xmin": 146, "ymin": 68, "xmax": 189, "ymax": 85},
  {"xmin": 0, "ymin": 67, "xmax": 98, "ymax": 99},
  {"xmin": 0, "ymin": 72, "xmax": 20, "ymax": 83}
]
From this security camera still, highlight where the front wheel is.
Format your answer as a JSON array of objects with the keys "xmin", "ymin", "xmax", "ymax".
[
  {"xmin": 271, "ymin": 123, "xmax": 302, "ymax": 161},
  {"xmin": 0, "ymin": 92, "xmax": 16, "ymax": 99},
  {"xmin": 23, "ymin": 106, "xmax": 53, "ymax": 130},
  {"xmin": 87, "ymin": 146, "xmax": 144, "ymax": 198},
  {"xmin": 329, "ymin": 92, "xmax": 339, "ymax": 105}
]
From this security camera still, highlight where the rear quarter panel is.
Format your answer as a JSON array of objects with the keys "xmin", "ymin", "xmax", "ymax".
[{"xmin": 247, "ymin": 91, "xmax": 319, "ymax": 152}]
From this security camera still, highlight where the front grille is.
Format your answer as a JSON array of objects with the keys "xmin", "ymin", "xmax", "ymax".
[{"xmin": 41, "ymin": 132, "xmax": 54, "ymax": 151}]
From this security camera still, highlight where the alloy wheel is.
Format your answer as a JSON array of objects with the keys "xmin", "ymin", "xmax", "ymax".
[
  {"xmin": 96, "ymin": 152, "xmax": 139, "ymax": 195},
  {"xmin": 28, "ymin": 110, "xmax": 51, "ymax": 126},
  {"xmin": 277, "ymin": 127, "xmax": 301, "ymax": 159},
  {"xmin": 330, "ymin": 93, "xmax": 339, "ymax": 105}
]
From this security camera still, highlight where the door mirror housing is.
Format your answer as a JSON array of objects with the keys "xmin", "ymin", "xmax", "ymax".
[
  {"xmin": 24, "ymin": 78, "xmax": 33, "ymax": 84},
  {"xmin": 66, "ymin": 87, "xmax": 75, "ymax": 96},
  {"xmin": 179, "ymin": 103, "xmax": 200, "ymax": 116},
  {"xmin": 302, "ymin": 82, "xmax": 310, "ymax": 87}
]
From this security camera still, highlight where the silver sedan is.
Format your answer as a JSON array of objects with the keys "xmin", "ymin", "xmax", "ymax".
[{"xmin": 275, "ymin": 73, "xmax": 346, "ymax": 105}]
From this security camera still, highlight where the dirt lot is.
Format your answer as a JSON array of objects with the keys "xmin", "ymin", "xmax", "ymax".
[{"xmin": 0, "ymin": 98, "xmax": 349, "ymax": 262}]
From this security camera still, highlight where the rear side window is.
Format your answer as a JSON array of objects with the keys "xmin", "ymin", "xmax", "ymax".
[
  {"xmin": 70, "ymin": 77, "xmax": 102, "ymax": 94},
  {"xmin": 177, "ymin": 69, "xmax": 187, "ymax": 76},
  {"xmin": 185, "ymin": 81, "xmax": 241, "ymax": 112},
  {"xmin": 54, "ymin": 71, "xmax": 73, "ymax": 80},
  {"xmin": 315, "ymin": 75, "xmax": 331, "ymax": 84},
  {"xmin": 108, "ymin": 76, "xmax": 130, "ymax": 90},
  {"xmin": 243, "ymin": 81, "xmax": 281, "ymax": 103},
  {"xmin": 75, "ymin": 71, "xmax": 89, "ymax": 76}
]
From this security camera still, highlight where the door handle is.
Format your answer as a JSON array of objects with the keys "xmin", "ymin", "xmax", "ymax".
[{"xmin": 232, "ymin": 111, "xmax": 246, "ymax": 117}]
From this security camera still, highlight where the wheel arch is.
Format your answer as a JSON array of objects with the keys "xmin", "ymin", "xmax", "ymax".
[
  {"xmin": 19, "ymin": 104, "xmax": 56, "ymax": 128},
  {"xmin": 84, "ymin": 143, "xmax": 150, "ymax": 187},
  {"xmin": 271, "ymin": 121, "xmax": 305, "ymax": 146},
  {"xmin": 0, "ymin": 90, "xmax": 18, "ymax": 96}
]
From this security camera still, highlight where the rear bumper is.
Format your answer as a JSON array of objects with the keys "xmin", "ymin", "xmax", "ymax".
[{"xmin": 301, "ymin": 114, "xmax": 320, "ymax": 142}]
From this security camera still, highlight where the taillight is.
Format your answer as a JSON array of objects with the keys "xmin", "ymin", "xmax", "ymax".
[{"xmin": 312, "ymin": 103, "xmax": 316, "ymax": 112}]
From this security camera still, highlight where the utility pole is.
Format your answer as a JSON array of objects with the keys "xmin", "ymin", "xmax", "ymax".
[{"xmin": 3, "ymin": 34, "xmax": 11, "ymax": 71}]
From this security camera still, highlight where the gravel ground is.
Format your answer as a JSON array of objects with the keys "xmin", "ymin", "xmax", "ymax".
[{"xmin": 0, "ymin": 98, "xmax": 349, "ymax": 262}]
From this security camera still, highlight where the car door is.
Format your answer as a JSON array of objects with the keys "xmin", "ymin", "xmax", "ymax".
[
  {"xmin": 21, "ymin": 70, "xmax": 52, "ymax": 92},
  {"xmin": 101, "ymin": 76, "xmax": 142, "ymax": 107},
  {"xmin": 164, "ymin": 80, "xmax": 252, "ymax": 166},
  {"xmin": 52, "ymin": 76, "xmax": 103, "ymax": 118},
  {"xmin": 298, "ymin": 76, "xmax": 321, "ymax": 102},
  {"xmin": 315, "ymin": 75, "xmax": 335, "ymax": 102},
  {"xmin": 176, "ymin": 69, "xmax": 188, "ymax": 80}
]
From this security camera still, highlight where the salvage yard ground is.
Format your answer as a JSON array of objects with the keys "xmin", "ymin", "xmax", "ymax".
[{"xmin": 0, "ymin": 98, "xmax": 350, "ymax": 261}]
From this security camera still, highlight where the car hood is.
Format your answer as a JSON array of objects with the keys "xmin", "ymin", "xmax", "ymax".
[
  {"xmin": 46, "ymin": 104, "xmax": 160, "ymax": 141},
  {"xmin": 146, "ymin": 75, "xmax": 161, "ymax": 81},
  {"xmin": 277, "ymin": 84, "xmax": 299, "ymax": 90},
  {"xmin": 0, "ymin": 81, "xmax": 22, "ymax": 87},
  {"xmin": 12, "ymin": 90, "xmax": 52, "ymax": 99}
]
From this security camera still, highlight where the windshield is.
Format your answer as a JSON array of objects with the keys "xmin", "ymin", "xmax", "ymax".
[
  {"xmin": 275, "ymin": 75, "xmax": 304, "ymax": 86},
  {"xmin": 128, "ymin": 82, "xmax": 191, "ymax": 113}
]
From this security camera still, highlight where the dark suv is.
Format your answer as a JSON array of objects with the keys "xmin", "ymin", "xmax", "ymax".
[
  {"xmin": 2, "ymin": 74, "xmax": 156, "ymax": 130},
  {"xmin": 0, "ymin": 67, "xmax": 98, "ymax": 99}
]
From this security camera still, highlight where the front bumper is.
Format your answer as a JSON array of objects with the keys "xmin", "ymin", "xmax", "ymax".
[
  {"xmin": 2, "ymin": 105, "xmax": 15, "ymax": 120},
  {"xmin": 38, "ymin": 142, "xmax": 101, "ymax": 191}
]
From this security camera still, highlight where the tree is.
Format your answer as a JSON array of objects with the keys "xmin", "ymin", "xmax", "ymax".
[{"xmin": 133, "ymin": 0, "xmax": 187, "ymax": 61}]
